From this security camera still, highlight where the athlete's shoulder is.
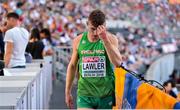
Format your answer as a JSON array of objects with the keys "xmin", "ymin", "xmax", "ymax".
[
  {"xmin": 73, "ymin": 33, "xmax": 84, "ymax": 45},
  {"xmin": 73, "ymin": 33, "xmax": 84, "ymax": 49},
  {"xmin": 74, "ymin": 33, "xmax": 83, "ymax": 42}
]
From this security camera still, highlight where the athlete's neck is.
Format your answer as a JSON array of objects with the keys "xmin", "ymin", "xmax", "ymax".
[{"xmin": 87, "ymin": 32, "xmax": 99, "ymax": 42}]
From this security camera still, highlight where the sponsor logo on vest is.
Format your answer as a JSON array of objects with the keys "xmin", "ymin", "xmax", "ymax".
[{"xmin": 81, "ymin": 50, "xmax": 105, "ymax": 54}]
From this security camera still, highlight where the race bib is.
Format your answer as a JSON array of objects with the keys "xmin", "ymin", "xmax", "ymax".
[{"xmin": 82, "ymin": 56, "xmax": 106, "ymax": 77}]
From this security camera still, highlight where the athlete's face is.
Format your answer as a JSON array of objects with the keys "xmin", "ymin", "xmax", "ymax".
[{"xmin": 87, "ymin": 21, "xmax": 98, "ymax": 38}]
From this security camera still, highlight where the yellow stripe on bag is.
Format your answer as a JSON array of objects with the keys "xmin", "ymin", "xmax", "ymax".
[{"xmin": 113, "ymin": 67, "xmax": 127, "ymax": 109}]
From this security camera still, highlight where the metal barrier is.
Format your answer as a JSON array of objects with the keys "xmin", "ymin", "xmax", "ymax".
[
  {"xmin": 53, "ymin": 46, "xmax": 72, "ymax": 81},
  {"xmin": 0, "ymin": 57, "xmax": 53, "ymax": 109}
]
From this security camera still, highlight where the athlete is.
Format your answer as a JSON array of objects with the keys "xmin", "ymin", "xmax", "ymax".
[{"xmin": 65, "ymin": 9, "xmax": 122, "ymax": 109}]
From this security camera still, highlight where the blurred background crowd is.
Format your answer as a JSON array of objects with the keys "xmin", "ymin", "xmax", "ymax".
[{"xmin": 0, "ymin": 0, "xmax": 180, "ymax": 98}]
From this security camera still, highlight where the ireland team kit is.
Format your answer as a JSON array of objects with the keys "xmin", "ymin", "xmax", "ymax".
[{"xmin": 77, "ymin": 32, "xmax": 115, "ymax": 98}]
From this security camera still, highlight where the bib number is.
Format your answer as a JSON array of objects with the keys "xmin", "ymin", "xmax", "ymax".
[{"xmin": 82, "ymin": 56, "xmax": 106, "ymax": 77}]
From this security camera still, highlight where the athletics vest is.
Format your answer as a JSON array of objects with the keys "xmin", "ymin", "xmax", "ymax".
[{"xmin": 77, "ymin": 32, "xmax": 114, "ymax": 97}]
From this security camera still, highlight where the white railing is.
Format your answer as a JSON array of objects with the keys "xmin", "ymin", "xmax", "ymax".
[{"xmin": 0, "ymin": 56, "xmax": 53, "ymax": 109}]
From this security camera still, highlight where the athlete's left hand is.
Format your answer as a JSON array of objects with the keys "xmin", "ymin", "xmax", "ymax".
[{"xmin": 96, "ymin": 25, "xmax": 109, "ymax": 41}]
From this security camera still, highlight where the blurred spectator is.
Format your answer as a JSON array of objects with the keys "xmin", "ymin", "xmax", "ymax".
[
  {"xmin": 26, "ymin": 28, "xmax": 44, "ymax": 59},
  {"xmin": 4, "ymin": 12, "xmax": 29, "ymax": 68},
  {"xmin": 163, "ymin": 80, "xmax": 177, "ymax": 98},
  {"xmin": 40, "ymin": 28, "xmax": 53, "ymax": 56},
  {"xmin": 0, "ymin": 30, "xmax": 4, "ymax": 60},
  {"xmin": 170, "ymin": 80, "xmax": 179, "ymax": 97},
  {"xmin": 59, "ymin": 23, "xmax": 72, "ymax": 45},
  {"xmin": 0, "ymin": 22, "xmax": 6, "ymax": 60},
  {"xmin": 15, "ymin": 1, "xmax": 24, "ymax": 16},
  {"xmin": 169, "ymin": 69, "xmax": 180, "ymax": 83}
]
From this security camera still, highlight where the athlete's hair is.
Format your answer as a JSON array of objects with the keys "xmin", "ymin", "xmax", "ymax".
[
  {"xmin": 88, "ymin": 9, "xmax": 105, "ymax": 27},
  {"xmin": 6, "ymin": 12, "xmax": 19, "ymax": 19}
]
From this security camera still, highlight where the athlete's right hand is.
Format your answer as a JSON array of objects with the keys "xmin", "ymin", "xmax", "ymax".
[{"xmin": 65, "ymin": 93, "xmax": 73, "ymax": 109}]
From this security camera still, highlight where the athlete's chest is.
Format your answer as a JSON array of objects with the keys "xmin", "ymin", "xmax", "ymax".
[{"xmin": 78, "ymin": 40, "xmax": 105, "ymax": 56}]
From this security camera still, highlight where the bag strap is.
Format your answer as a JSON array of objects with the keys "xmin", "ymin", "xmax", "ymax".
[{"xmin": 119, "ymin": 64, "xmax": 166, "ymax": 92}]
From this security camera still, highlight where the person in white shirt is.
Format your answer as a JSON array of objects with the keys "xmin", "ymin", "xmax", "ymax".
[{"xmin": 4, "ymin": 12, "xmax": 29, "ymax": 68}]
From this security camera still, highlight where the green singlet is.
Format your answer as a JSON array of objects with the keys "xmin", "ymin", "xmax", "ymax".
[{"xmin": 77, "ymin": 32, "xmax": 115, "ymax": 98}]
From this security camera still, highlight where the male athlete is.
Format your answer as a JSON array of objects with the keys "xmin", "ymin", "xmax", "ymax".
[{"xmin": 65, "ymin": 9, "xmax": 122, "ymax": 109}]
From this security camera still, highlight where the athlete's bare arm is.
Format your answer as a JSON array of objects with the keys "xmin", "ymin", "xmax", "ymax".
[
  {"xmin": 97, "ymin": 25, "xmax": 122, "ymax": 67},
  {"xmin": 104, "ymin": 33, "xmax": 122, "ymax": 67},
  {"xmin": 65, "ymin": 34, "xmax": 82, "ymax": 108}
]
